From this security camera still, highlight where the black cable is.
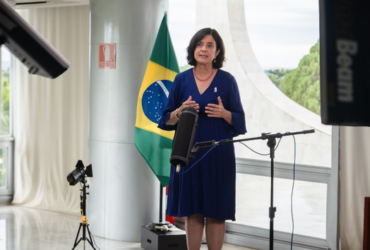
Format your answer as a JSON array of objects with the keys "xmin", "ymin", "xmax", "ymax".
[
  {"xmin": 238, "ymin": 133, "xmax": 286, "ymax": 155},
  {"xmin": 239, "ymin": 142, "xmax": 269, "ymax": 156},
  {"xmin": 80, "ymin": 182, "xmax": 83, "ymax": 216},
  {"xmin": 239, "ymin": 133, "xmax": 297, "ymax": 249},
  {"xmin": 177, "ymin": 132, "xmax": 298, "ymax": 249},
  {"xmin": 179, "ymin": 139, "xmax": 227, "ymax": 175},
  {"xmin": 181, "ymin": 134, "xmax": 287, "ymax": 174},
  {"xmin": 290, "ymin": 135, "xmax": 296, "ymax": 249},
  {"xmin": 90, "ymin": 230, "xmax": 101, "ymax": 250}
]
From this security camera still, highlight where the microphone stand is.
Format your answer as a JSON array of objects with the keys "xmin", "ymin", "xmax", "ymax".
[{"xmin": 189, "ymin": 129, "xmax": 315, "ymax": 250}]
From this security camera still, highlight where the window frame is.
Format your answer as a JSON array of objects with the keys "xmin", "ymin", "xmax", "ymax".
[{"xmin": 224, "ymin": 126, "xmax": 339, "ymax": 250}]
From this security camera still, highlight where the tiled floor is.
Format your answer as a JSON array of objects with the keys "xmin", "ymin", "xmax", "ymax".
[{"xmin": 0, "ymin": 205, "xmax": 255, "ymax": 250}]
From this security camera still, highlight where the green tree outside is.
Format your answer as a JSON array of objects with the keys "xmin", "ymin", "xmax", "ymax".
[
  {"xmin": 0, "ymin": 68, "xmax": 9, "ymax": 187},
  {"xmin": 266, "ymin": 39, "xmax": 320, "ymax": 115},
  {"xmin": 1, "ymin": 68, "xmax": 10, "ymax": 135},
  {"xmin": 180, "ymin": 64, "xmax": 192, "ymax": 72},
  {"xmin": 266, "ymin": 69, "xmax": 293, "ymax": 88}
]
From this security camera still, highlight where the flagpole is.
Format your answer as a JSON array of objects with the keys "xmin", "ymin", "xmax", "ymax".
[{"xmin": 159, "ymin": 183, "xmax": 163, "ymax": 222}]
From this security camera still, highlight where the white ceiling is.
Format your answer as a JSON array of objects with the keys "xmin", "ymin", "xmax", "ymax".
[{"xmin": 6, "ymin": 0, "xmax": 89, "ymax": 9}]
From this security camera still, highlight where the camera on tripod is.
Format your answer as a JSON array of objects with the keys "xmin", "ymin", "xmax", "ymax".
[{"xmin": 67, "ymin": 160, "xmax": 93, "ymax": 186}]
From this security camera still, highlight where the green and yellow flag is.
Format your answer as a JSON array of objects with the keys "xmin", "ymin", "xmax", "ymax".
[{"xmin": 134, "ymin": 14, "xmax": 179, "ymax": 187}]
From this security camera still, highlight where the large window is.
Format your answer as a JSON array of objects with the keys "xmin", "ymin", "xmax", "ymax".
[
  {"xmin": 232, "ymin": 174, "xmax": 327, "ymax": 239},
  {"xmin": 0, "ymin": 46, "xmax": 14, "ymax": 202},
  {"xmin": 168, "ymin": 0, "xmax": 196, "ymax": 70},
  {"xmin": 0, "ymin": 148, "xmax": 8, "ymax": 189},
  {"xmin": 0, "ymin": 48, "xmax": 10, "ymax": 136},
  {"xmin": 224, "ymin": 1, "xmax": 338, "ymax": 249},
  {"xmin": 168, "ymin": 1, "xmax": 338, "ymax": 249}
]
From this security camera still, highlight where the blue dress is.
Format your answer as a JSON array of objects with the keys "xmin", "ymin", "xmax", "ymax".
[{"xmin": 158, "ymin": 68, "xmax": 246, "ymax": 221}]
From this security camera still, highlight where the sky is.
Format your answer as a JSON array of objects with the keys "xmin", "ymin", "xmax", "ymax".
[
  {"xmin": 1, "ymin": 47, "xmax": 11, "ymax": 70},
  {"xmin": 167, "ymin": 0, "xmax": 197, "ymax": 69},
  {"xmin": 168, "ymin": 0, "xmax": 320, "ymax": 70}
]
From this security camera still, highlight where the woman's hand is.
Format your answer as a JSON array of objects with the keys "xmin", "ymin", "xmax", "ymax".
[
  {"xmin": 165, "ymin": 96, "xmax": 199, "ymax": 125},
  {"xmin": 180, "ymin": 96, "xmax": 199, "ymax": 112},
  {"xmin": 205, "ymin": 96, "xmax": 233, "ymax": 125},
  {"xmin": 205, "ymin": 96, "xmax": 226, "ymax": 118}
]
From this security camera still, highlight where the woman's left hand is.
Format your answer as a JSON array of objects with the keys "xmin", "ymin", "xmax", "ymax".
[{"xmin": 205, "ymin": 96, "xmax": 226, "ymax": 118}]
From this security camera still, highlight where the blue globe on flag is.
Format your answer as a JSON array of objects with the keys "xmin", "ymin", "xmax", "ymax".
[{"xmin": 142, "ymin": 80, "xmax": 172, "ymax": 124}]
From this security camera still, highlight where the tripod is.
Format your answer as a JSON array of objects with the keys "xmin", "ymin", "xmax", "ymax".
[
  {"xmin": 72, "ymin": 176, "xmax": 96, "ymax": 250},
  {"xmin": 190, "ymin": 129, "xmax": 315, "ymax": 250}
]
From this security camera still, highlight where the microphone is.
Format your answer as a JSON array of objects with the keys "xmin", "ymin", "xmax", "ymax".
[{"xmin": 170, "ymin": 107, "xmax": 198, "ymax": 173}]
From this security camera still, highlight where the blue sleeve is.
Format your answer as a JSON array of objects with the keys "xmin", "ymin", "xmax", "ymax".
[
  {"xmin": 225, "ymin": 77, "xmax": 247, "ymax": 136},
  {"xmin": 158, "ymin": 75, "xmax": 180, "ymax": 131}
]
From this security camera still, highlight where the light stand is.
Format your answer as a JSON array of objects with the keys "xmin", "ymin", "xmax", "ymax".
[
  {"xmin": 189, "ymin": 129, "xmax": 315, "ymax": 250},
  {"xmin": 71, "ymin": 175, "xmax": 96, "ymax": 250}
]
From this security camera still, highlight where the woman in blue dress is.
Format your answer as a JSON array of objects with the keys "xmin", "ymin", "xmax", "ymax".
[{"xmin": 158, "ymin": 28, "xmax": 246, "ymax": 250}]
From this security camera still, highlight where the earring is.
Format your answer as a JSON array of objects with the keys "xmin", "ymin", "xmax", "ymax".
[{"xmin": 213, "ymin": 59, "xmax": 216, "ymax": 63}]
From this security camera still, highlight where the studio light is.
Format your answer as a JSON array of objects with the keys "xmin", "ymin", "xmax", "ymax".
[
  {"xmin": 0, "ymin": 0, "xmax": 70, "ymax": 79},
  {"xmin": 67, "ymin": 160, "xmax": 93, "ymax": 186},
  {"xmin": 67, "ymin": 160, "xmax": 97, "ymax": 249}
]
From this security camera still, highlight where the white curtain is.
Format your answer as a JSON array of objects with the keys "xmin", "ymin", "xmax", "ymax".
[
  {"xmin": 12, "ymin": 5, "xmax": 90, "ymax": 214},
  {"xmin": 340, "ymin": 126, "xmax": 370, "ymax": 249}
]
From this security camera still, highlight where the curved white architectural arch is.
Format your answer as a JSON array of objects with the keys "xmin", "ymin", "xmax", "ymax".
[{"xmin": 196, "ymin": 0, "xmax": 331, "ymax": 167}]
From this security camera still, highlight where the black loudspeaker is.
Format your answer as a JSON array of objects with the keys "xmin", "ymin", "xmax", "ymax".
[{"xmin": 320, "ymin": 0, "xmax": 370, "ymax": 126}]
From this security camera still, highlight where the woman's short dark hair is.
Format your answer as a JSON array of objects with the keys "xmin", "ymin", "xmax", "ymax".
[{"xmin": 186, "ymin": 28, "xmax": 225, "ymax": 69}]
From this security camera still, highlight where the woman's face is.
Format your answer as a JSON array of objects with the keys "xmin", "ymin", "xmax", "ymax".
[{"xmin": 194, "ymin": 34, "xmax": 220, "ymax": 66}]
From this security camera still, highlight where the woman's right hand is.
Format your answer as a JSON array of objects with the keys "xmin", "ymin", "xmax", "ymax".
[
  {"xmin": 179, "ymin": 96, "xmax": 199, "ymax": 113},
  {"xmin": 165, "ymin": 96, "xmax": 199, "ymax": 125}
]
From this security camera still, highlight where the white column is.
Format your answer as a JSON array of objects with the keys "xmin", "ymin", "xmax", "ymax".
[{"xmin": 88, "ymin": 0, "xmax": 168, "ymax": 241}]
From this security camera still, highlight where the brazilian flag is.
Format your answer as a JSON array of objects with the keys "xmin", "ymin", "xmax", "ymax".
[{"xmin": 135, "ymin": 14, "xmax": 179, "ymax": 187}]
